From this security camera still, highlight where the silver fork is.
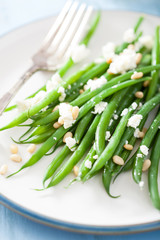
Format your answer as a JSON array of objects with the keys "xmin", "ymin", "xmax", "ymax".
[{"xmin": 0, "ymin": 0, "xmax": 93, "ymax": 115}]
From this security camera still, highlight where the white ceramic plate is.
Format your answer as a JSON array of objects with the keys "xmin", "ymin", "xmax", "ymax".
[{"xmin": 0, "ymin": 10, "xmax": 160, "ymax": 234}]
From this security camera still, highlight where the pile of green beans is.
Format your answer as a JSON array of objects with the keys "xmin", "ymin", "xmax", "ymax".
[{"xmin": 2, "ymin": 15, "xmax": 160, "ymax": 211}]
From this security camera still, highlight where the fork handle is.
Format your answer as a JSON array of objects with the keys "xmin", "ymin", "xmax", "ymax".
[{"xmin": 0, "ymin": 65, "xmax": 38, "ymax": 115}]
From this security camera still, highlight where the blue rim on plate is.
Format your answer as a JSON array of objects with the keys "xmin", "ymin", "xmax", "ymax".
[
  {"xmin": 0, "ymin": 194, "xmax": 160, "ymax": 234},
  {"xmin": 0, "ymin": 10, "xmax": 160, "ymax": 235}
]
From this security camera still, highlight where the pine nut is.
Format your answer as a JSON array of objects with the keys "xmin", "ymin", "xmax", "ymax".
[
  {"xmin": 27, "ymin": 144, "xmax": 36, "ymax": 154},
  {"xmin": 123, "ymin": 144, "xmax": 133, "ymax": 151},
  {"xmin": 135, "ymin": 91, "xmax": 144, "ymax": 99},
  {"xmin": 131, "ymin": 71, "xmax": 143, "ymax": 80},
  {"xmin": 138, "ymin": 131, "xmax": 145, "ymax": 139},
  {"xmin": 136, "ymin": 53, "xmax": 142, "ymax": 64},
  {"xmin": 0, "ymin": 164, "xmax": 8, "ymax": 175},
  {"xmin": 79, "ymin": 89, "xmax": 84, "ymax": 94},
  {"xmin": 106, "ymin": 58, "xmax": 112, "ymax": 64},
  {"xmin": 73, "ymin": 165, "xmax": 79, "ymax": 177},
  {"xmin": 113, "ymin": 155, "xmax": 124, "ymax": 165},
  {"xmin": 10, "ymin": 154, "xmax": 22, "ymax": 163},
  {"xmin": 72, "ymin": 106, "xmax": 79, "ymax": 120},
  {"xmin": 143, "ymin": 80, "xmax": 150, "ymax": 87},
  {"xmin": 10, "ymin": 144, "xmax": 18, "ymax": 154},
  {"xmin": 53, "ymin": 122, "xmax": 62, "ymax": 129},
  {"xmin": 63, "ymin": 132, "xmax": 73, "ymax": 143},
  {"xmin": 52, "ymin": 105, "xmax": 59, "ymax": 112},
  {"xmin": 142, "ymin": 159, "xmax": 151, "ymax": 171}
]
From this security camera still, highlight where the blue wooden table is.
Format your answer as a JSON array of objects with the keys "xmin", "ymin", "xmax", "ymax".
[{"xmin": 0, "ymin": 0, "xmax": 160, "ymax": 239}]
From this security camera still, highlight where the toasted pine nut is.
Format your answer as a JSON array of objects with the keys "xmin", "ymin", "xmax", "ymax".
[
  {"xmin": 63, "ymin": 132, "xmax": 73, "ymax": 143},
  {"xmin": 10, "ymin": 144, "xmax": 18, "ymax": 154},
  {"xmin": 73, "ymin": 165, "xmax": 79, "ymax": 177},
  {"xmin": 143, "ymin": 80, "xmax": 150, "ymax": 87},
  {"xmin": 136, "ymin": 53, "xmax": 142, "ymax": 64},
  {"xmin": 52, "ymin": 105, "xmax": 59, "ymax": 112},
  {"xmin": 72, "ymin": 106, "xmax": 79, "ymax": 120},
  {"xmin": 113, "ymin": 155, "xmax": 124, "ymax": 165},
  {"xmin": 0, "ymin": 164, "xmax": 8, "ymax": 175},
  {"xmin": 127, "ymin": 44, "xmax": 135, "ymax": 50},
  {"xmin": 106, "ymin": 58, "xmax": 112, "ymax": 64},
  {"xmin": 27, "ymin": 144, "xmax": 36, "ymax": 154},
  {"xmin": 142, "ymin": 127, "xmax": 148, "ymax": 134},
  {"xmin": 53, "ymin": 122, "xmax": 62, "ymax": 129},
  {"xmin": 131, "ymin": 71, "xmax": 143, "ymax": 80},
  {"xmin": 138, "ymin": 131, "xmax": 145, "ymax": 139},
  {"xmin": 142, "ymin": 159, "xmax": 151, "ymax": 171},
  {"xmin": 123, "ymin": 144, "xmax": 133, "ymax": 151},
  {"xmin": 10, "ymin": 154, "xmax": 22, "ymax": 163},
  {"xmin": 135, "ymin": 91, "xmax": 144, "ymax": 99},
  {"xmin": 79, "ymin": 89, "xmax": 84, "ymax": 94}
]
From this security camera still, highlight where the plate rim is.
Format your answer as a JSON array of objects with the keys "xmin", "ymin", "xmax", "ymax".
[{"xmin": 0, "ymin": 9, "xmax": 160, "ymax": 234}]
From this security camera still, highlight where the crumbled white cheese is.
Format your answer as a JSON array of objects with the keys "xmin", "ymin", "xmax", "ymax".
[
  {"xmin": 93, "ymin": 155, "xmax": 98, "ymax": 160},
  {"xmin": 58, "ymin": 103, "xmax": 76, "ymax": 129},
  {"xmin": 125, "ymin": 140, "xmax": 128, "ymax": 144},
  {"xmin": 70, "ymin": 44, "xmax": 90, "ymax": 63},
  {"xmin": 127, "ymin": 114, "xmax": 143, "ymax": 128},
  {"xmin": 58, "ymin": 86, "xmax": 66, "ymax": 102},
  {"xmin": 102, "ymin": 42, "xmax": 116, "ymax": 61},
  {"xmin": 139, "ymin": 35, "xmax": 153, "ymax": 50},
  {"xmin": 84, "ymin": 76, "xmax": 107, "ymax": 91},
  {"xmin": 85, "ymin": 160, "xmax": 92, "ymax": 169},
  {"xmin": 109, "ymin": 119, "xmax": 113, "ymax": 126},
  {"xmin": 65, "ymin": 137, "xmax": 76, "ymax": 151},
  {"xmin": 113, "ymin": 114, "xmax": 118, "ymax": 120},
  {"xmin": 121, "ymin": 108, "xmax": 128, "ymax": 116},
  {"xmin": 123, "ymin": 28, "xmax": 135, "ymax": 43},
  {"xmin": 140, "ymin": 145, "xmax": 149, "ymax": 156},
  {"xmin": 46, "ymin": 73, "xmax": 62, "ymax": 92},
  {"xmin": 105, "ymin": 131, "xmax": 111, "ymax": 140},
  {"xmin": 17, "ymin": 90, "xmax": 46, "ymax": 112},
  {"xmin": 53, "ymin": 137, "xmax": 57, "ymax": 140},
  {"xmin": 108, "ymin": 48, "xmax": 137, "ymax": 74},
  {"xmin": 134, "ymin": 128, "xmax": 140, "ymax": 138},
  {"xmin": 131, "ymin": 102, "xmax": 138, "ymax": 110},
  {"xmin": 139, "ymin": 181, "xmax": 144, "ymax": 189},
  {"xmin": 92, "ymin": 101, "xmax": 108, "ymax": 114},
  {"xmin": 137, "ymin": 153, "xmax": 143, "ymax": 158}
]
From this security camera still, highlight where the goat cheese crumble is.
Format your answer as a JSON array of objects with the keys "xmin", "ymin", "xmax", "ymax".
[
  {"xmin": 93, "ymin": 155, "xmax": 98, "ymax": 159},
  {"xmin": 127, "ymin": 114, "xmax": 143, "ymax": 128},
  {"xmin": 108, "ymin": 48, "xmax": 137, "ymax": 74},
  {"xmin": 140, "ymin": 145, "xmax": 149, "ymax": 156},
  {"xmin": 58, "ymin": 103, "xmax": 76, "ymax": 129},
  {"xmin": 123, "ymin": 28, "xmax": 135, "ymax": 43},
  {"xmin": 137, "ymin": 153, "xmax": 143, "ymax": 158},
  {"xmin": 46, "ymin": 73, "xmax": 62, "ymax": 92},
  {"xmin": 84, "ymin": 76, "xmax": 107, "ymax": 91},
  {"xmin": 102, "ymin": 42, "xmax": 116, "ymax": 61},
  {"xmin": 58, "ymin": 86, "xmax": 66, "ymax": 102},
  {"xmin": 85, "ymin": 160, "xmax": 92, "ymax": 169},
  {"xmin": 70, "ymin": 44, "xmax": 90, "ymax": 63},
  {"xmin": 92, "ymin": 101, "xmax": 108, "ymax": 114},
  {"xmin": 105, "ymin": 131, "xmax": 111, "ymax": 140},
  {"xmin": 121, "ymin": 108, "xmax": 128, "ymax": 116},
  {"xmin": 134, "ymin": 128, "xmax": 140, "ymax": 138},
  {"xmin": 65, "ymin": 137, "xmax": 76, "ymax": 151},
  {"xmin": 131, "ymin": 102, "xmax": 138, "ymax": 110}
]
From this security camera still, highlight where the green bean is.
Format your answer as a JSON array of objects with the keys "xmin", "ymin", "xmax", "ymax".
[
  {"xmin": 47, "ymin": 114, "xmax": 100, "ymax": 188},
  {"xmin": 84, "ymin": 103, "xmax": 137, "ymax": 181},
  {"xmin": 0, "ymin": 63, "xmax": 95, "ymax": 131},
  {"xmin": 95, "ymin": 88, "xmax": 129, "ymax": 156},
  {"xmin": 77, "ymin": 146, "xmax": 96, "ymax": 181},
  {"xmin": 148, "ymin": 131, "xmax": 160, "ymax": 210},
  {"xmin": 134, "ymin": 16, "xmax": 144, "ymax": 33},
  {"xmin": 133, "ymin": 110, "xmax": 160, "ymax": 184},
  {"xmin": 146, "ymin": 26, "xmax": 160, "ymax": 100},
  {"xmin": 43, "ymin": 111, "xmax": 94, "ymax": 184}
]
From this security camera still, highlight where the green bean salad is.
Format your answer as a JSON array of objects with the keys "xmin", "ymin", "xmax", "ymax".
[{"xmin": 1, "ymin": 13, "xmax": 160, "ymax": 210}]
